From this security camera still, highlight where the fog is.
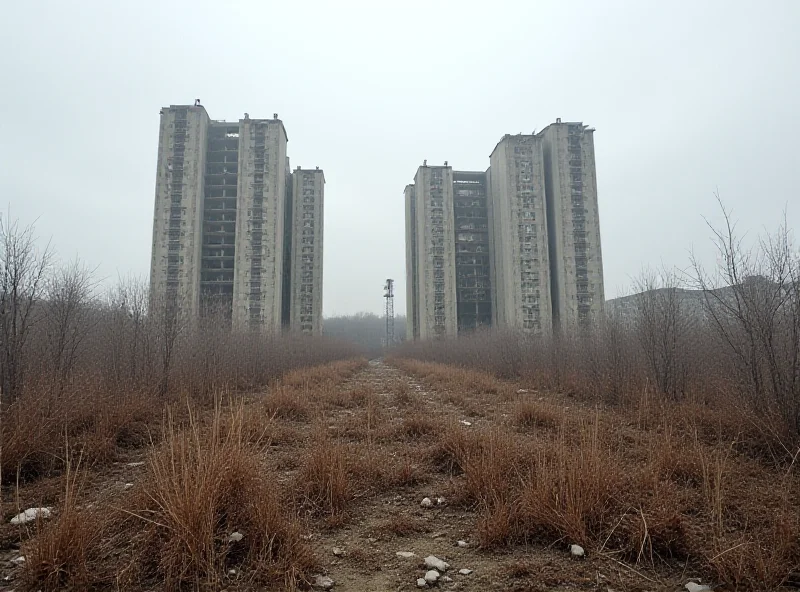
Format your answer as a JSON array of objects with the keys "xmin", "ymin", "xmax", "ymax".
[{"xmin": 1, "ymin": 0, "xmax": 798, "ymax": 315}]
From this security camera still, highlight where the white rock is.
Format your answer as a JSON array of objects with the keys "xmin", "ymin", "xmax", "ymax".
[
  {"xmin": 416, "ymin": 578, "xmax": 428, "ymax": 588},
  {"xmin": 685, "ymin": 584, "xmax": 711, "ymax": 592},
  {"xmin": 424, "ymin": 570, "xmax": 440, "ymax": 584},
  {"xmin": 424, "ymin": 555, "xmax": 449, "ymax": 572},
  {"xmin": 228, "ymin": 568, "xmax": 237, "ymax": 575},
  {"xmin": 228, "ymin": 531, "xmax": 244, "ymax": 542},
  {"xmin": 420, "ymin": 497, "xmax": 433, "ymax": 508},
  {"xmin": 10, "ymin": 507, "xmax": 51, "ymax": 525},
  {"xmin": 456, "ymin": 540, "xmax": 468, "ymax": 548},
  {"xmin": 460, "ymin": 420, "xmax": 472, "ymax": 426},
  {"xmin": 126, "ymin": 461, "xmax": 145, "ymax": 467},
  {"xmin": 332, "ymin": 547, "xmax": 344, "ymax": 556},
  {"xmin": 11, "ymin": 556, "xmax": 25, "ymax": 566},
  {"xmin": 124, "ymin": 483, "xmax": 134, "ymax": 490},
  {"xmin": 436, "ymin": 496, "xmax": 446, "ymax": 505},
  {"xmin": 517, "ymin": 389, "xmax": 529, "ymax": 394},
  {"xmin": 314, "ymin": 574, "xmax": 335, "ymax": 589},
  {"xmin": 396, "ymin": 551, "xmax": 416, "ymax": 558},
  {"xmin": 442, "ymin": 575, "xmax": 453, "ymax": 582},
  {"xmin": 570, "ymin": 543, "xmax": 585, "ymax": 558},
  {"xmin": 458, "ymin": 568, "xmax": 472, "ymax": 575}
]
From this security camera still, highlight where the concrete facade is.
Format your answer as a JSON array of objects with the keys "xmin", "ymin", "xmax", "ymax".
[
  {"xmin": 150, "ymin": 105, "xmax": 209, "ymax": 320},
  {"xmin": 540, "ymin": 122, "xmax": 605, "ymax": 331},
  {"xmin": 403, "ymin": 121, "xmax": 604, "ymax": 339},
  {"xmin": 489, "ymin": 134, "xmax": 553, "ymax": 334},
  {"xmin": 232, "ymin": 116, "xmax": 288, "ymax": 331},
  {"xmin": 414, "ymin": 165, "xmax": 458, "ymax": 339},
  {"xmin": 404, "ymin": 184, "xmax": 419, "ymax": 340},
  {"xmin": 150, "ymin": 105, "xmax": 322, "ymax": 334},
  {"xmin": 289, "ymin": 168, "xmax": 325, "ymax": 335}
]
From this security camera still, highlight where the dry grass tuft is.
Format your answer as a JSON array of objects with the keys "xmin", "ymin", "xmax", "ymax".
[
  {"xmin": 513, "ymin": 400, "xmax": 562, "ymax": 431},
  {"xmin": 264, "ymin": 384, "xmax": 312, "ymax": 421},
  {"xmin": 129, "ymin": 402, "xmax": 313, "ymax": 590},
  {"xmin": 377, "ymin": 514, "xmax": 428, "ymax": 537},
  {"xmin": 295, "ymin": 428, "xmax": 351, "ymax": 522},
  {"xmin": 22, "ymin": 454, "xmax": 116, "ymax": 590},
  {"xmin": 394, "ymin": 414, "xmax": 438, "ymax": 441}
]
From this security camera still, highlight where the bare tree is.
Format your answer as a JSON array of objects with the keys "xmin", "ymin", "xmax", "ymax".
[
  {"xmin": 633, "ymin": 265, "xmax": 692, "ymax": 401},
  {"xmin": 43, "ymin": 258, "xmax": 97, "ymax": 396},
  {"xmin": 692, "ymin": 198, "xmax": 800, "ymax": 434},
  {"xmin": 0, "ymin": 215, "xmax": 53, "ymax": 400}
]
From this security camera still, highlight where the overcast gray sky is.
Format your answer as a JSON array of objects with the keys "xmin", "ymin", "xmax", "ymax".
[{"xmin": 2, "ymin": 0, "xmax": 798, "ymax": 316}]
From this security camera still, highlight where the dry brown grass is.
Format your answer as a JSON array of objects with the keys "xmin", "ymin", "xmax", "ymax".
[
  {"xmin": 396, "ymin": 358, "xmax": 800, "ymax": 588},
  {"xmin": 377, "ymin": 514, "xmax": 428, "ymax": 537},
  {"xmin": 295, "ymin": 428, "xmax": 352, "ymax": 522},
  {"xmin": 129, "ymin": 402, "xmax": 314, "ymax": 590},
  {"xmin": 512, "ymin": 399, "xmax": 563, "ymax": 431}
]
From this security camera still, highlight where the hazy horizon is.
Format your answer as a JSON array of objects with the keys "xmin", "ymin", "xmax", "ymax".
[{"xmin": 2, "ymin": 0, "xmax": 798, "ymax": 316}]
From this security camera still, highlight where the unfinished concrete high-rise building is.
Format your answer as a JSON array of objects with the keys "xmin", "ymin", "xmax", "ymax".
[
  {"xmin": 540, "ymin": 121, "xmax": 604, "ymax": 331},
  {"xmin": 285, "ymin": 167, "xmax": 325, "ymax": 335},
  {"xmin": 150, "ymin": 103, "xmax": 323, "ymax": 334},
  {"xmin": 489, "ymin": 134, "xmax": 553, "ymax": 334},
  {"xmin": 404, "ymin": 120, "xmax": 604, "ymax": 339},
  {"xmin": 406, "ymin": 165, "xmax": 458, "ymax": 340}
]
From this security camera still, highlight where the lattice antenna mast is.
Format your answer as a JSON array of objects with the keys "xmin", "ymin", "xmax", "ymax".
[{"xmin": 384, "ymin": 278, "xmax": 395, "ymax": 347}]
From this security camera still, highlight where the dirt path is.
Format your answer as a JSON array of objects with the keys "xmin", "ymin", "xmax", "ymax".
[{"xmin": 297, "ymin": 359, "xmax": 677, "ymax": 592}]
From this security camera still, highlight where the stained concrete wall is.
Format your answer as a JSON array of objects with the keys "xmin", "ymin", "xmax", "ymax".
[
  {"xmin": 289, "ymin": 169, "xmax": 324, "ymax": 335},
  {"xmin": 489, "ymin": 135, "xmax": 553, "ymax": 334},
  {"xmin": 404, "ymin": 184, "xmax": 419, "ymax": 340},
  {"xmin": 414, "ymin": 165, "xmax": 458, "ymax": 339},
  {"xmin": 232, "ymin": 118, "xmax": 288, "ymax": 332},
  {"xmin": 540, "ymin": 122, "xmax": 604, "ymax": 331},
  {"xmin": 149, "ymin": 104, "xmax": 209, "ymax": 321}
]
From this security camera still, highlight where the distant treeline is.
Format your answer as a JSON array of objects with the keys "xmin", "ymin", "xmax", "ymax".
[{"xmin": 323, "ymin": 313, "xmax": 406, "ymax": 354}]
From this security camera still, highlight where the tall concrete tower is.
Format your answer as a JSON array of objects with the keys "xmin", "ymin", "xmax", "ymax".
[
  {"xmin": 150, "ymin": 104, "xmax": 322, "ymax": 334},
  {"xmin": 540, "ymin": 121, "xmax": 605, "ymax": 331},
  {"xmin": 413, "ymin": 164, "xmax": 458, "ymax": 339},
  {"xmin": 488, "ymin": 134, "xmax": 553, "ymax": 334},
  {"xmin": 288, "ymin": 168, "xmax": 325, "ymax": 335},
  {"xmin": 231, "ymin": 115, "xmax": 288, "ymax": 331},
  {"xmin": 150, "ymin": 104, "xmax": 209, "ymax": 320}
]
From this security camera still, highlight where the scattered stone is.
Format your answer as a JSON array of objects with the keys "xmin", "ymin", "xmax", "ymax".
[
  {"xmin": 396, "ymin": 551, "xmax": 416, "ymax": 558},
  {"xmin": 458, "ymin": 568, "xmax": 473, "ymax": 575},
  {"xmin": 10, "ymin": 507, "xmax": 51, "ymax": 525},
  {"xmin": 301, "ymin": 534, "xmax": 314, "ymax": 540},
  {"xmin": 436, "ymin": 496, "xmax": 446, "ymax": 505},
  {"xmin": 228, "ymin": 568, "xmax": 237, "ymax": 576},
  {"xmin": 126, "ymin": 461, "xmax": 145, "ymax": 467},
  {"xmin": 456, "ymin": 540, "xmax": 468, "ymax": 548},
  {"xmin": 332, "ymin": 547, "xmax": 344, "ymax": 556},
  {"xmin": 570, "ymin": 543, "xmax": 585, "ymax": 558},
  {"xmin": 685, "ymin": 583, "xmax": 711, "ymax": 592},
  {"xmin": 367, "ymin": 537, "xmax": 377, "ymax": 543},
  {"xmin": 11, "ymin": 556, "xmax": 26, "ymax": 566},
  {"xmin": 424, "ymin": 569, "xmax": 440, "ymax": 584},
  {"xmin": 517, "ymin": 389, "xmax": 529, "ymax": 394},
  {"xmin": 417, "ymin": 578, "xmax": 428, "ymax": 588},
  {"xmin": 460, "ymin": 420, "xmax": 472, "ymax": 426},
  {"xmin": 430, "ymin": 531, "xmax": 446, "ymax": 539},
  {"xmin": 314, "ymin": 574, "xmax": 335, "ymax": 589},
  {"xmin": 228, "ymin": 532, "xmax": 244, "ymax": 543},
  {"xmin": 442, "ymin": 575, "xmax": 453, "ymax": 582},
  {"xmin": 123, "ymin": 483, "xmax": 134, "ymax": 490},
  {"xmin": 420, "ymin": 497, "xmax": 433, "ymax": 508},
  {"xmin": 424, "ymin": 555, "xmax": 450, "ymax": 572}
]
